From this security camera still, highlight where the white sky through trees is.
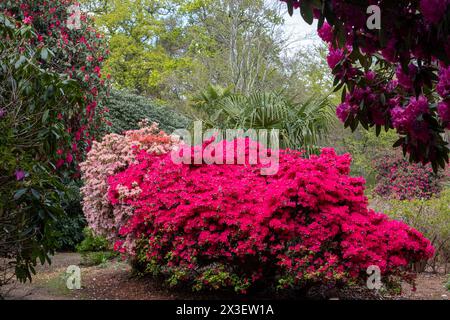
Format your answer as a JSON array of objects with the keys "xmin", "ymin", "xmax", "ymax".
[{"xmin": 282, "ymin": 9, "xmax": 321, "ymax": 53}]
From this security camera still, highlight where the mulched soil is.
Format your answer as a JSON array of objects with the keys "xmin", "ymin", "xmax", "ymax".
[{"xmin": 2, "ymin": 253, "xmax": 449, "ymax": 300}]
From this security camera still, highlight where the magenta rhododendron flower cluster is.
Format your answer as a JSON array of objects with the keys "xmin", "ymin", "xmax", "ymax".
[
  {"xmin": 80, "ymin": 121, "xmax": 179, "ymax": 246},
  {"xmin": 281, "ymin": 0, "xmax": 450, "ymax": 171},
  {"xmin": 420, "ymin": 0, "xmax": 450, "ymax": 24},
  {"xmin": 373, "ymin": 155, "xmax": 447, "ymax": 200},
  {"xmin": 106, "ymin": 138, "xmax": 434, "ymax": 292}
]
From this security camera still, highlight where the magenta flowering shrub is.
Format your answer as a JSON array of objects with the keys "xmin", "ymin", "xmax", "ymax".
[
  {"xmin": 373, "ymin": 155, "xmax": 446, "ymax": 200},
  {"xmin": 107, "ymin": 138, "xmax": 434, "ymax": 292},
  {"xmin": 80, "ymin": 121, "xmax": 179, "ymax": 245},
  {"xmin": 281, "ymin": 1, "xmax": 450, "ymax": 172}
]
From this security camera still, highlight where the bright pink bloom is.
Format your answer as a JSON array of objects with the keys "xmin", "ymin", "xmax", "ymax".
[
  {"xmin": 420, "ymin": 0, "xmax": 449, "ymax": 24},
  {"xmin": 104, "ymin": 137, "xmax": 434, "ymax": 291},
  {"xmin": 22, "ymin": 15, "xmax": 33, "ymax": 25}
]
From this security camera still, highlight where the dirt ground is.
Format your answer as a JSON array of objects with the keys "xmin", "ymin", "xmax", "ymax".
[{"xmin": 2, "ymin": 253, "xmax": 449, "ymax": 300}]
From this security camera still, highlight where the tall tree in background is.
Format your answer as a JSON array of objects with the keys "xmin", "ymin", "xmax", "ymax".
[
  {"xmin": 185, "ymin": 0, "xmax": 287, "ymax": 95},
  {"xmin": 82, "ymin": 0, "xmax": 303, "ymax": 108},
  {"xmin": 81, "ymin": 0, "xmax": 192, "ymax": 99},
  {"xmin": 279, "ymin": 44, "xmax": 337, "ymax": 103}
]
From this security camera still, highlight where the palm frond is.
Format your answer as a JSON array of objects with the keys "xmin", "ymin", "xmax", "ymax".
[{"xmin": 190, "ymin": 89, "xmax": 334, "ymax": 154}]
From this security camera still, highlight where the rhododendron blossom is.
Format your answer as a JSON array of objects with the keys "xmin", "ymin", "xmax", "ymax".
[
  {"xmin": 281, "ymin": 0, "xmax": 450, "ymax": 171},
  {"xmin": 107, "ymin": 138, "xmax": 434, "ymax": 292},
  {"xmin": 420, "ymin": 0, "xmax": 450, "ymax": 24},
  {"xmin": 438, "ymin": 101, "xmax": 450, "ymax": 129},
  {"xmin": 390, "ymin": 96, "xmax": 430, "ymax": 142}
]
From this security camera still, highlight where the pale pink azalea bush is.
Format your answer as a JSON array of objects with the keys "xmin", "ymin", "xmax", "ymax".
[
  {"xmin": 80, "ymin": 121, "xmax": 179, "ymax": 244},
  {"xmin": 107, "ymin": 138, "xmax": 434, "ymax": 293}
]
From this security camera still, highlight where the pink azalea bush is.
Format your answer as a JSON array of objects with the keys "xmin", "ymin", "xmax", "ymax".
[
  {"xmin": 373, "ymin": 155, "xmax": 447, "ymax": 200},
  {"xmin": 107, "ymin": 138, "xmax": 434, "ymax": 293},
  {"xmin": 80, "ymin": 120, "xmax": 179, "ymax": 245}
]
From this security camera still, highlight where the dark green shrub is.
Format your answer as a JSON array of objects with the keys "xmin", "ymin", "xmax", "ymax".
[
  {"xmin": 103, "ymin": 90, "xmax": 190, "ymax": 135},
  {"xmin": 53, "ymin": 214, "xmax": 86, "ymax": 252},
  {"xmin": 53, "ymin": 183, "xmax": 86, "ymax": 251}
]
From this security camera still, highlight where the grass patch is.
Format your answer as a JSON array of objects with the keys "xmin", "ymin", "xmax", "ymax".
[
  {"xmin": 80, "ymin": 251, "xmax": 117, "ymax": 267},
  {"xmin": 37, "ymin": 271, "xmax": 73, "ymax": 296}
]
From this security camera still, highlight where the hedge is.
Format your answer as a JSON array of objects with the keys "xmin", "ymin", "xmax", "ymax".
[{"xmin": 103, "ymin": 90, "xmax": 190, "ymax": 135}]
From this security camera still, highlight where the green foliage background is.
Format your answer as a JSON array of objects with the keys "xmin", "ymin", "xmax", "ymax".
[
  {"xmin": 103, "ymin": 90, "xmax": 190, "ymax": 134},
  {"xmin": 371, "ymin": 189, "xmax": 450, "ymax": 272}
]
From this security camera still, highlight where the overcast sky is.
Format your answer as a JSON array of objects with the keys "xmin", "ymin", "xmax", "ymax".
[{"xmin": 281, "ymin": 9, "xmax": 321, "ymax": 53}]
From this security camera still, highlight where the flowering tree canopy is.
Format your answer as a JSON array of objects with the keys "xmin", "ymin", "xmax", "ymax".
[
  {"xmin": 281, "ymin": 0, "xmax": 450, "ymax": 172},
  {"xmin": 0, "ymin": 0, "xmax": 109, "ymax": 283},
  {"xmin": 0, "ymin": 0, "xmax": 110, "ymax": 173}
]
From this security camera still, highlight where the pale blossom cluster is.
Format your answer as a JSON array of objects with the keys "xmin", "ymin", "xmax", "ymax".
[{"xmin": 80, "ymin": 121, "xmax": 179, "ymax": 245}]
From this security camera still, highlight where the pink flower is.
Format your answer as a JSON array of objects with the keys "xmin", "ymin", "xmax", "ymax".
[
  {"xmin": 15, "ymin": 169, "xmax": 26, "ymax": 181},
  {"xmin": 420, "ymin": 0, "xmax": 449, "ymax": 24},
  {"xmin": 336, "ymin": 102, "xmax": 355, "ymax": 122},
  {"xmin": 438, "ymin": 100, "xmax": 450, "ymax": 128},
  {"xmin": 437, "ymin": 66, "xmax": 450, "ymax": 98},
  {"xmin": 56, "ymin": 159, "xmax": 64, "ymax": 168},
  {"xmin": 23, "ymin": 16, "xmax": 33, "ymax": 25},
  {"xmin": 318, "ymin": 22, "xmax": 333, "ymax": 43},
  {"xmin": 396, "ymin": 64, "xmax": 417, "ymax": 90},
  {"xmin": 327, "ymin": 48, "xmax": 345, "ymax": 69},
  {"xmin": 391, "ymin": 96, "xmax": 429, "ymax": 138},
  {"xmin": 365, "ymin": 71, "xmax": 376, "ymax": 82}
]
